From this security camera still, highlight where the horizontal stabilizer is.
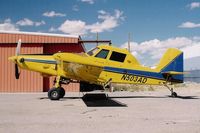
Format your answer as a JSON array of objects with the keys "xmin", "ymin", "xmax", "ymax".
[{"xmin": 161, "ymin": 71, "xmax": 188, "ymax": 75}]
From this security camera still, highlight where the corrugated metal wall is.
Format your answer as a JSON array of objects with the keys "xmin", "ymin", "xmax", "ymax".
[
  {"xmin": 0, "ymin": 32, "xmax": 83, "ymax": 93},
  {"xmin": 0, "ymin": 43, "xmax": 80, "ymax": 92},
  {"xmin": 48, "ymin": 78, "xmax": 80, "ymax": 92},
  {"xmin": 0, "ymin": 44, "xmax": 43, "ymax": 92},
  {"xmin": 0, "ymin": 33, "xmax": 78, "ymax": 43},
  {"xmin": 43, "ymin": 43, "xmax": 84, "ymax": 54},
  {"xmin": 43, "ymin": 43, "xmax": 80, "ymax": 92}
]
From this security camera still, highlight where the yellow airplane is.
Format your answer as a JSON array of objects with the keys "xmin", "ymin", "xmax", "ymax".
[{"xmin": 9, "ymin": 40, "xmax": 184, "ymax": 100}]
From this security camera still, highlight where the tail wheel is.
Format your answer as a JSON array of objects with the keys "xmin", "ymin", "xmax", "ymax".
[
  {"xmin": 48, "ymin": 88, "xmax": 61, "ymax": 100},
  {"xmin": 171, "ymin": 92, "xmax": 178, "ymax": 98}
]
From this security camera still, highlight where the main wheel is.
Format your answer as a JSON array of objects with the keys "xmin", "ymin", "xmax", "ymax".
[
  {"xmin": 48, "ymin": 88, "xmax": 61, "ymax": 100},
  {"xmin": 171, "ymin": 92, "xmax": 178, "ymax": 98},
  {"xmin": 59, "ymin": 87, "xmax": 65, "ymax": 98}
]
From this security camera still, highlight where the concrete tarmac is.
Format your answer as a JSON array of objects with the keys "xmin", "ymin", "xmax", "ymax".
[{"xmin": 0, "ymin": 88, "xmax": 200, "ymax": 133}]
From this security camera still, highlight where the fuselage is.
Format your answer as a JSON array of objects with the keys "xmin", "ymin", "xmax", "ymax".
[{"xmin": 9, "ymin": 45, "xmax": 183, "ymax": 86}]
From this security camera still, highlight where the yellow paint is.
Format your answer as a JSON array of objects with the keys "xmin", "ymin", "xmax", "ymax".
[{"xmin": 8, "ymin": 44, "xmax": 183, "ymax": 86}]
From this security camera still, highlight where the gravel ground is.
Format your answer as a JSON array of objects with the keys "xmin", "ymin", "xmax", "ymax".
[{"xmin": 0, "ymin": 85, "xmax": 200, "ymax": 133}]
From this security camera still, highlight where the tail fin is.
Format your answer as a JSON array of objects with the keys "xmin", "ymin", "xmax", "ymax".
[{"xmin": 156, "ymin": 48, "xmax": 184, "ymax": 83}]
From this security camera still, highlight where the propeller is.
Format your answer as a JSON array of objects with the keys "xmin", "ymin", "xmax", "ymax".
[
  {"xmin": 15, "ymin": 63, "xmax": 20, "ymax": 79},
  {"xmin": 16, "ymin": 39, "xmax": 21, "ymax": 55},
  {"xmin": 14, "ymin": 39, "xmax": 21, "ymax": 79}
]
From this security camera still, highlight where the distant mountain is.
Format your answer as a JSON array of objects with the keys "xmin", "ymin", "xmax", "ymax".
[
  {"xmin": 184, "ymin": 56, "xmax": 200, "ymax": 71},
  {"xmin": 184, "ymin": 69, "xmax": 200, "ymax": 78},
  {"xmin": 184, "ymin": 69, "xmax": 200, "ymax": 83}
]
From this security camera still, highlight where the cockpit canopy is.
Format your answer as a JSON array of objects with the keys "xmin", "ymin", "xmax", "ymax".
[{"xmin": 87, "ymin": 45, "xmax": 140, "ymax": 65}]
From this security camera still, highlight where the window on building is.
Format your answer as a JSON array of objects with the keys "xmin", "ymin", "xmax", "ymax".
[
  {"xmin": 95, "ymin": 49, "xmax": 109, "ymax": 59},
  {"xmin": 110, "ymin": 51, "xmax": 126, "ymax": 62}
]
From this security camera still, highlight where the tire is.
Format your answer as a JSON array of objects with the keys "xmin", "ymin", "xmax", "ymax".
[
  {"xmin": 171, "ymin": 92, "xmax": 178, "ymax": 98},
  {"xmin": 48, "ymin": 88, "xmax": 61, "ymax": 100},
  {"xmin": 59, "ymin": 87, "xmax": 65, "ymax": 98}
]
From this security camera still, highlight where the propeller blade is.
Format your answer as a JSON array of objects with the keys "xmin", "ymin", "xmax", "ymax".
[
  {"xmin": 15, "ymin": 63, "xmax": 20, "ymax": 79},
  {"xmin": 16, "ymin": 39, "xmax": 21, "ymax": 55},
  {"xmin": 13, "ymin": 39, "xmax": 22, "ymax": 79}
]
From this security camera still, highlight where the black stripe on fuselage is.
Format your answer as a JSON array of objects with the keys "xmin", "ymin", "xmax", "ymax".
[{"xmin": 24, "ymin": 58, "xmax": 57, "ymax": 64}]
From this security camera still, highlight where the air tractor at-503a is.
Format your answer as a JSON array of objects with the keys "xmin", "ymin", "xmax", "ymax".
[{"xmin": 9, "ymin": 39, "xmax": 185, "ymax": 100}]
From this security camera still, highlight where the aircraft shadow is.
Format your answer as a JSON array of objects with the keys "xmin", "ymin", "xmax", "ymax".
[
  {"xmin": 39, "ymin": 94, "xmax": 127, "ymax": 107},
  {"xmin": 167, "ymin": 95, "xmax": 199, "ymax": 99},
  {"xmin": 82, "ymin": 93, "xmax": 127, "ymax": 107},
  {"xmin": 110, "ymin": 96, "xmax": 167, "ymax": 99},
  {"xmin": 39, "ymin": 97, "xmax": 81, "ymax": 100},
  {"xmin": 110, "ymin": 95, "xmax": 199, "ymax": 99},
  {"xmin": 81, "ymin": 94, "xmax": 199, "ymax": 107},
  {"xmin": 39, "ymin": 93, "xmax": 199, "ymax": 104}
]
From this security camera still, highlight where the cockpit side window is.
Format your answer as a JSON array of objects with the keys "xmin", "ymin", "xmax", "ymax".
[
  {"xmin": 95, "ymin": 49, "xmax": 109, "ymax": 59},
  {"xmin": 110, "ymin": 51, "xmax": 126, "ymax": 62}
]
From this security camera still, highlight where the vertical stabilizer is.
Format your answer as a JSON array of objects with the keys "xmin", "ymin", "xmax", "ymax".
[{"xmin": 156, "ymin": 48, "xmax": 183, "ymax": 83}]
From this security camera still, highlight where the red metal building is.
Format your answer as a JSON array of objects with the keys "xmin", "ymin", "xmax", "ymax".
[{"xmin": 0, "ymin": 31, "xmax": 85, "ymax": 92}]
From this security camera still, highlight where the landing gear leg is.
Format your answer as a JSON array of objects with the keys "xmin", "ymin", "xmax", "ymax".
[
  {"xmin": 48, "ymin": 76, "xmax": 66, "ymax": 100},
  {"xmin": 164, "ymin": 84, "xmax": 178, "ymax": 98},
  {"xmin": 104, "ymin": 78, "xmax": 113, "ymax": 92},
  {"xmin": 59, "ymin": 87, "xmax": 65, "ymax": 98}
]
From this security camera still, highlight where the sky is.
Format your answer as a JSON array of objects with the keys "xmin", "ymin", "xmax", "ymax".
[{"xmin": 0, "ymin": 0, "xmax": 200, "ymax": 66}]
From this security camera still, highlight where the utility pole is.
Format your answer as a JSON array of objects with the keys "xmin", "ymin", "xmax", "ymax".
[{"xmin": 96, "ymin": 32, "xmax": 99, "ymax": 46}]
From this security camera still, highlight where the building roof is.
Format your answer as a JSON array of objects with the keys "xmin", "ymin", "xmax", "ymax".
[
  {"xmin": 0, "ymin": 30, "xmax": 79, "ymax": 44},
  {"xmin": 0, "ymin": 30, "xmax": 79, "ymax": 38}
]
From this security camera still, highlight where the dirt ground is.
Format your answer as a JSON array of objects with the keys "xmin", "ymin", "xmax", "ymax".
[{"xmin": 0, "ymin": 83, "xmax": 200, "ymax": 133}]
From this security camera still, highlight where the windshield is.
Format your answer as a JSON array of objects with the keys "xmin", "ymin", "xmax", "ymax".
[
  {"xmin": 87, "ymin": 47, "xmax": 99, "ymax": 56},
  {"xmin": 95, "ymin": 49, "xmax": 109, "ymax": 59}
]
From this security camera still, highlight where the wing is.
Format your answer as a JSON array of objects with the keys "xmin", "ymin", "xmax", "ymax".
[
  {"xmin": 54, "ymin": 53, "xmax": 105, "ymax": 83},
  {"xmin": 63, "ymin": 62, "xmax": 104, "ymax": 82}
]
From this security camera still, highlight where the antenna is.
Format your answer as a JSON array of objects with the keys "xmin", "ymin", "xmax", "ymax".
[{"xmin": 128, "ymin": 33, "xmax": 131, "ymax": 52}]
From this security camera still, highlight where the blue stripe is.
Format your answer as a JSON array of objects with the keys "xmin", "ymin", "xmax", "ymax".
[
  {"xmin": 161, "ymin": 53, "xmax": 183, "ymax": 82},
  {"xmin": 161, "ymin": 53, "xmax": 183, "ymax": 73},
  {"xmin": 104, "ymin": 52, "xmax": 184, "ymax": 82},
  {"xmin": 24, "ymin": 59, "xmax": 57, "ymax": 64},
  {"xmin": 104, "ymin": 66, "xmax": 164, "ymax": 80}
]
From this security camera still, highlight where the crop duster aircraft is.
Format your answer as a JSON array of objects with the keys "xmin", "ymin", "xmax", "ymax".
[{"xmin": 9, "ymin": 39, "xmax": 184, "ymax": 100}]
